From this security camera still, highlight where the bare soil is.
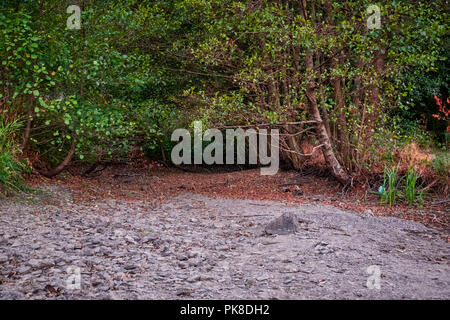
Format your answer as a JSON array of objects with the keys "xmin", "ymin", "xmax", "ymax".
[{"xmin": 0, "ymin": 166, "xmax": 448, "ymax": 299}]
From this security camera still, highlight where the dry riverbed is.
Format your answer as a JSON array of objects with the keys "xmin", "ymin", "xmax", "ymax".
[{"xmin": 0, "ymin": 184, "xmax": 449, "ymax": 299}]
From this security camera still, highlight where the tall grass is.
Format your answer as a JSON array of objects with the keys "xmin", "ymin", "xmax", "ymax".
[
  {"xmin": 380, "ymin": 163, "xmax": 400, "ymax": 207},
  {"xmin": 379, "ymin": 164, "xmax": 426, "ymax": 207},
  {"xmin": 0, "ymin": 113, "xmax": 29, "ymax": 196},
  {"xmin": 404, "ymin": 166, "xmax": 424, "ymax": 206}
]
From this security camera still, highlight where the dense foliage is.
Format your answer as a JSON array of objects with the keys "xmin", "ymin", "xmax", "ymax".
[{"xmin": 0, "ymin": 0, "xmax": 448, "ymax": 191}]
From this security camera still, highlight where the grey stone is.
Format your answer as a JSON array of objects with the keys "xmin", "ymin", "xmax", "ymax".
[
  {"xmin": 83, "ymin": 249, "xmax": 93, "ymax": 256},
  {"xmin": 256, "ymin": 275, "xmax": 270, "ymax": 281},
  {"xmin": 361, "ymin": 210, "xmax": 374, "ymax": 217},
  {"xmin": 140, "ymin": 236, "xmax": 158, "ymax": 244},
  {"xmin": 314, "ymin": 242, "xmax": 335, "ymax": 255},
  {"xmin": 264, "ymin": 212, "xmax": 299, "ymax": 235},
  {"xmin": 188, "ymin": 258, "xmax": 202, "ymax": 267},
  {"xmin": 11, "ymin": 241, "xmax": 22, "ymax": 248},
  {"xmin": 124, "ymin": 264, "xmax": 137, "ymax": 270},
  {"xmin": 28, "ymin": 259, "xmax": 42, "ymax": 268},
  {"xmin": 0, "ymin": 254, "xmax": 8, "ymax": 263},
  {"xmin": 187, "ymin": 251, "xmax": 198, "ymax": 259},
  {"xmin": 187, "ymin": 275, "xmax": 201, "ymax": 283},
  {"xmin": 177, "ymin": 254, "xmax": 188, "ymax": 261},
  {"xmin": 17, "ymin": 266, "xmax": 31, "ymax": 273}
]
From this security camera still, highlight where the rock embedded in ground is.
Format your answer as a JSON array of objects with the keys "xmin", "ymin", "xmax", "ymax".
[
  {"xmin": 363, "ymin": 210, "xmax": 375, "ymax": 217},
  {"xmin": 264, "ymin": 212, "xmax": 299, "ymax": 235},
  {"xmin": 0, "ymin": 254, "xmax": 8, "ymax": 264}
]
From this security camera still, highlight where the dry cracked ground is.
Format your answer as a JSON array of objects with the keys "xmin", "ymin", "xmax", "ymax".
[{"xmin": 0, "ymin": 184, "xmax": 449, "ymax": 300}]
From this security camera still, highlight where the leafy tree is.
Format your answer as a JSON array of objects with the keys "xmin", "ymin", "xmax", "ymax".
[{"xmin": 0, "ymin": 0, "xmax": 448, "ymax": 186}]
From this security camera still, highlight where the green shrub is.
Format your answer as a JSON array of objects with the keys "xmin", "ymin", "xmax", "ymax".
[
  {"xmin": 380, "ymin": 164, "xmax": 400, "ymax": 207},
  {"xmin": 404, "ymin": 166, "xmax": 424, "ymax": 206},
  {"xmin": 432, "ymin": 152, "xmax": 450, "ymax": 177},
  {"xmin": 0, "ymin": 113, "xmax": 29, "ymax": 196}
]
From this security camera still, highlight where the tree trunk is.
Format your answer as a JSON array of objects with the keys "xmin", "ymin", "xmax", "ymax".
[
  {"xmin": 20, "ymin": 96, "xmax": 34, "ymax": 152},
  {"xmin": 305, "ymin": 51, "xmax": 350, "ymax": 184},
  {"xmin": 318, "ymin": 52, "xmax": 332, "ymax": 139},
  {"xmin": 37, "ymin": 141, "xmax": 76, "ymax": 178},
  {"xmin": 353, "ymin": 58, "xmax": 363, "ymax": 113},
  {"xmin": 282, "ymin": 124, "xmax": 303, "ymax": 170},
  {"xmin": 332, "ymin": 50, "xmax": 350, "ymax": 168},
  {"xmin": 300, "ymin": 0, "xmax": 350, "ymax": 184},
  {"xmin": 368, "ymin": 49, "xmax": 385, "ymax": 136}
]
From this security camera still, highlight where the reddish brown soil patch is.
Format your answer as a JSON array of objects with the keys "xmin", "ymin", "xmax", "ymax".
[{"xmin": 27, "ymin": 163, "xmax": 449, "ymax": 236}]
